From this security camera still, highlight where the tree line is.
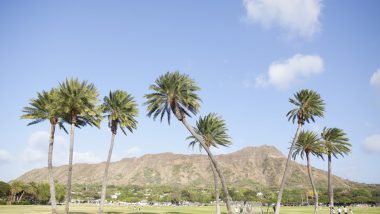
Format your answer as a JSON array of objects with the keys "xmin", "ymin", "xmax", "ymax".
[
  {"xmin": 17, "ymin": 72, "xmax": 356, "ymax": 214},
  {"xmin": 1, "ymin": 181, "xmax": 378, "ymax": 207}
]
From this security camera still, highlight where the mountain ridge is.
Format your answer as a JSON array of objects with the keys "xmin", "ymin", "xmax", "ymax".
[{"xmin": 16, "ymin": 145, "xmax": 360, "ymax": 189}]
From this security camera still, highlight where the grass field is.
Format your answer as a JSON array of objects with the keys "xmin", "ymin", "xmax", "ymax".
[{"xmin": 0, "ymin": 205, "xmax": 379, "ymax": 214}]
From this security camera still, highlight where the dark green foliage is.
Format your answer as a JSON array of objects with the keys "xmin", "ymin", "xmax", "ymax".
[
  {"xmin": 292, "ymin": 130, "xmax": 324, "ymax": 160},
  {"xmin": 321, "ymin": 127, "xmax": 351, "ymax": 158},
  {"xmin": 287, "ymin": 89, "xmax": 325, "ymax": 125},
  {"xmin": 57, "ymin": 78, "xmax": 102, "ymax": 127},
  {"xmin": 102, "ymin": 90, "xmax": 138, "ymax": 135},
  {"xmin": 21, "ymin": 89, "xmax": 67, "ymax": 131},
  {"xmin": 0, "ymin": 181, "xmax": 10, "ymax": 200},
  {"xmin": 144, "ymin": 71, "xmax": 201, "ymax": 124},
  {"xmin": 187, "ymin": 113, "xmax": 232, "ymax": 151}
]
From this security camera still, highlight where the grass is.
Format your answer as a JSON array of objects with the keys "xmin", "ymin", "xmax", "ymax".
[{"xmin": 0, "ymin": 205, "xmax": 379, "ymax": 214}]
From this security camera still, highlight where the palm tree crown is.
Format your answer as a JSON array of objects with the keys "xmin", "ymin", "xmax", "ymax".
[
  {"xmin": 57, "ymin": 78, "xmax": 102, "ymax": 126},
  {"xmin": 102, "ymin": 90, "xmax": 138, "ymax": 135},
  {"xmin": 292, "ymin": 130, "xmax": 324, "ymax": 160},
  {"xmin": 144, "ymin": 71, "xmax": 201, "ymax": 123},
  {"xmin": 287, "ymin": 89, "xmax": 325, "ymax": 125},
  {"xmin": 187, "ymin": 113, "xmax": 232, "ymax": 151},
  {"xmin": 321, "ymin": 127, "xmax": 351, "ymax": 158},
  {"xmin": 22, "ymin": 89, "xmax": 58, "ymax": 124}
]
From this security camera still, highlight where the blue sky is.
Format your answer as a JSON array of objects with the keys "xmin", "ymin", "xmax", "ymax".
[{"xmin": 0, "ymin": 0, "xmax": 379, "ymax": 184}]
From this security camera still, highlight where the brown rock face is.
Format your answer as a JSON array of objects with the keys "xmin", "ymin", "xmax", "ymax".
[{"xmin": 16, "ymin": 145, "xmax": 353, "ymax": 188}]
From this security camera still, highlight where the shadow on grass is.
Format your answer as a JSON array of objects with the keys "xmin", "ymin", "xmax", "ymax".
[
  {"xmin": 128, "ymin": 213, "xmax": 189, "ymax": 214},
  {"xmin": 69, "ymin": 212, "xmax": 125, "ymax": 214},
  {"xmin": 128, "ymin": 213, "xmax": 160, "ymax": 214}
]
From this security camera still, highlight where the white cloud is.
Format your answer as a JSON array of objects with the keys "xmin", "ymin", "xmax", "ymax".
[
  {"xmin": 370, "ymin": 69, "xmax": 380, "ymax": 87},
  {"xmin": 255, "ymin": 54, "xmax": 324, "ymax": 90},
  {"xmin": 0, "ymin": 149, "xmax": 12, "ymax": 162},
  {"xmin": 243, "ymin": 0, "xmax": 322, "ymax": 39},
  {"xmin": 27, "ymin": 131, "xmax": 50, "ymax": 147},
  {"xmin": 23, "ymin": 148, "xmax": 45, "ymax": 162},
  {"xmin": 125, "ymin": 146, "xmax": 142, "ymax": 157},
  {"xmin": 73, "ymin": 151, "xmax": 102, "ymax": 164},
  {"xmin": 22, "ymin": 130, "xmax": 102, "ymax": 166},
  {"xmin": 363, "ymin": 134, "xmax": 380, "ymax": 153}
]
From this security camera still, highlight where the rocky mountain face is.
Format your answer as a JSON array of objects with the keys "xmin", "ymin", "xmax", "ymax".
[{"xmin": 16, "ymin": 145, "xmax": 353, "ymax": 189}]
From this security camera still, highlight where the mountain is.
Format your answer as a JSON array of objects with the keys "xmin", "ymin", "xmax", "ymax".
[{"xmin": 16, "ymin": 145, "xmax": 355, "ymax": 189}]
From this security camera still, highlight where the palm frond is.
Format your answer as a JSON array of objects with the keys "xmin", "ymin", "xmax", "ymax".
[
  {"xmin": 287, "ymin": 89, "xmax": 325, "ymax": 125},
  {"xmin": 102, "ymin": 90, "xmax": 138, "ymax": 135},
  {"xmin": 144, "ymin": 71, "xmax": 201, "ymax": 124},
  {"xmin": 186, "ymin": 113, "xmax": 232, "ymax": 152},
  {"xmin": 321, "ymin": 127, "xmax": 351, "ymax": 159}
]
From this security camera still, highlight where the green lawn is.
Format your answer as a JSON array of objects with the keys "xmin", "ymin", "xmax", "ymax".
[{"xmin": 0, "ymin": 205, "xmax": 379, "ymax": 214}]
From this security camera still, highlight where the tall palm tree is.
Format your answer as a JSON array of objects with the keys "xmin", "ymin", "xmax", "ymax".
[
  {"xmin": 292, "ymin": 130, "xmax": 324, "ymax": 214},
  {"xmin": 321, "ymin": 127, "xmax": 350, "ymax": 211},
  {"xmin": 187, "ymin": 113, "xmax": 232, "ymax": 214},
  {"xmin": 57, "ymin": 78, "xmax": 102, "ymax": 214},
  {"xmin": 21, "ymin": 89, "xmax": 66, "ymax": 214},
  {"xmin": 275, "ymin": 89, "xmax": 325, "ymax": 214},
  {"xmin": 98, "ymin": 90, "xmax": 138, "ymax": 214},
  {"xmin": 144, "ymin": 71, "xmax": 233, "ymax": 214}
]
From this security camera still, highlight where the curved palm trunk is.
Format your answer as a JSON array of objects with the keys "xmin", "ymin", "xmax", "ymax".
[
  {"xmin": 182, "ymin": 118, "xmax": 232, "ymax": 214},
  {"xmin": 275, "ymin": 123, "xmax": 302, "ymax": 214},
  {"xmin": 98, "ymin": 132, "xmax": 116, "ymax": 214},
  {"xmin": 48, "ymin": 123, "xmax": 58, "ymax": 214},
  {"xmin": 17, "ymin": 191, "xmax": 24, "ymax": 203},
  {"xmin": 328, "ymin": 154, "xmax": 333, "ymax": 211},
  {"xmin": 65, "ymin": 122, "xmax": 75, "ymax": 214},
  {"xmin": 209, "ymin": 157, "xmax": 221, "ymax": 214},
  {"xmin": 306, "ymin": 152, "xmax": 318, "ymax": 214}
]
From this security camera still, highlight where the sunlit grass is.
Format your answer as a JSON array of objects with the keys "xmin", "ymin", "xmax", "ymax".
[{"xmin": 0, "ymin": 204, "xmax": 379, "ymax": 214}]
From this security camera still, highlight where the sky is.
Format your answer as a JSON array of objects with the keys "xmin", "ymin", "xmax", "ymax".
[{"xmin": 0, "ymin": 0, "xmax": 379, "ymax": 184}]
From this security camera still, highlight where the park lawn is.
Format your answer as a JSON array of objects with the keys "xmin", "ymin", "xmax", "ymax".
[{"xmin": 0, "ymin": 205, "xmax": 379, "ymax": 214}]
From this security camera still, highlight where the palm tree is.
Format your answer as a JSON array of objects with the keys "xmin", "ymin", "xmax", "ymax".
[
  {"xmin": 98, "ymin": 90, "xmax": 138, "ymax": 214},
  {"xmin": 57, "ymin": 78, "xmax": 102, "ymax": 214},
  {"xmin": 187, "ymin": 113, "xmax": 232, "ymax": 214},
  {"xmin": 144, "ymin": 71, "xmax": 233, "ymax": 214},
  {"xmin": 292, "ymin": 130, "xmax": 324, "ymax": 214},
  {"xmin": 275, "ymin": 89, "xmax": 325, "ymax": 214},
  {"xmin": 21, "ymin": 89, "xmax": 66, "ymax": 214},
  {"xmin": 9, "ymin": 181, "xmax": 24, "ymax": 204},
  {"xmin": 321, "ymin": 127, "xmax": 350, "ymax": 211}
]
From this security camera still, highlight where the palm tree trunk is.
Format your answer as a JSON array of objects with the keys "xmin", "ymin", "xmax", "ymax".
[
  {"xmin": 328, "ymin": 154, "xmax": 333, "ymax": 211},
  {"xmin": 306, "ymin": 152, "xmax": 318, "ymax": 214},
  {"xmin": 98, "ymin": 132, "xmax": 116, "ymax": 214},
  {"xmin": 65, "ymin": 121, "xmax": 76, "ymax": 214},
  {"xmin": 209, "ymin": 157, "xmax": 221, "ymax": 214},
  {"xmin": 17, "ymin": 191, "xmax": 24, "ymax": 203},
  {"xmin": 48, "ymin": 123, "xmax": 58, "ymax": 214},
  {"xmin": 182, "ymin": 118, "xmax": 232, "ymax": 214},
  {"xmin": 275, "ymin": 123, "xmax": 302, "ymax": 214}
]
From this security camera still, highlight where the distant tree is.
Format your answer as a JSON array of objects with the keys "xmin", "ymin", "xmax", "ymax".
[
  {"xmin": 36, "ymin": 182, "xmax": 50, "ymax": 204},
  {"xmin": 275, "ymin": 89, "xmax": 325, "ymax": 214},
  {"xmin": 144, "ymin": 71, "xmax": 233, "ymax": 213},
  {"xmin": 187, "ymin": 113, "xmax": 232, "ymax": 214},
  {"xmin": 55, "ymin": 182, "xmax": 65, "ymax": 203},
  {"xmin": 57, "ymin": 78, "xmax": 102, "ymax": 214},
  {"xmin": 98, "ymin": 90, "xmax": 138, "ymax": 214},
  {"xmin": 0, "ymin": 181, "xmax": 10, "ymax": 201},
  {"xmin": 321, "ymin": 127, "xmax": 351, "ymax": 211},
  {"xmin": 292, "ymin": 130, "xmax": 324, "ymax": 214}
]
